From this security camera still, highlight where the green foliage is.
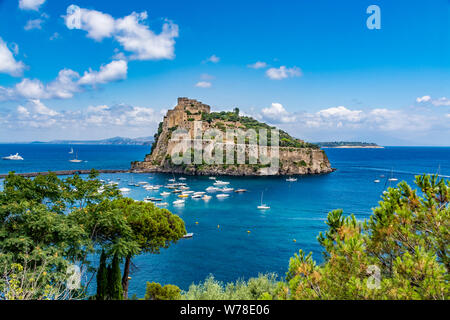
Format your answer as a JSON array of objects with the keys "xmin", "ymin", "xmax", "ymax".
[
  {"xmin": 183, "ymin": 274, "xmax": 279, "ymax": 300},
  {"xmin": 284, "ymin": 174, "xmax": 449, "ymax": 300},
  {"xmin": 144, "ymin": 282, "xmax": 181, "ymax": 300}
]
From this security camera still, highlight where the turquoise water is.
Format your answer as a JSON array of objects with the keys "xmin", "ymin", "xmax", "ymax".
[{"xmin": 1, "ymin": 144, "xmax": 449, "ymax": 296}]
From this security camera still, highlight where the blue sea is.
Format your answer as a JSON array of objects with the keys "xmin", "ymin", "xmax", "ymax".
[{"xmin": 1, "ymin": 144, "xmax": 449, "ymax": 296}]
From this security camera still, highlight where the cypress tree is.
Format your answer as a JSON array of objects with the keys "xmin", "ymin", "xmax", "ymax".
[
  {"xmin": 96, "ymin": 250, "xmax": 108, "ymax": 300},
  {"xmin": 108, "ymin": 253, "xmax": 123, "ymax": 300}
]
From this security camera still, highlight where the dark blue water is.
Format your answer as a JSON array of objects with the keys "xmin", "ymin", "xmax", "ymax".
[{"xmin": 1, "ymin": 145, "xmax": 449, "ymax": 296}]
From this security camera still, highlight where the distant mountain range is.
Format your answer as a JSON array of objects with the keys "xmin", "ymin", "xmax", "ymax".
[{"xmin": 30, "ymin": 136, "xmax": 154, "ymax": 146}]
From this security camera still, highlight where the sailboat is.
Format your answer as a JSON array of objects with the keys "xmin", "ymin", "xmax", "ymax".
[
  {"xmin": 388, "ymin": 168, "xmax": 398, "ymax": 182},
  {"xmin": 69, "ymin": 147, "xmax": 74, "ymax": 154},
  {"xmin": 69, "ymin": 152, "xmax": 82, "ymax": 163},
  {"xmin": 257, "ymin": 192, "xmax": 270, "ymax": 210}
]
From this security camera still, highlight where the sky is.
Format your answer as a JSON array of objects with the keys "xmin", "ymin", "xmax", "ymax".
[{"xmin": 0, "ymin": 0, "xmax": 449, "ymax": 145}]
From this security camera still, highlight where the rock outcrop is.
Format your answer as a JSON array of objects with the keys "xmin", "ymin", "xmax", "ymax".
[{"xmin": 131, "ymin": 98, "xmax": 333, "ymax": 176}]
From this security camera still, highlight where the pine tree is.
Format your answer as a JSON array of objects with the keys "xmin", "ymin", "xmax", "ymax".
[{"xmin": 96, "ymin": 250, "xmax": 108, "ymax": 300}]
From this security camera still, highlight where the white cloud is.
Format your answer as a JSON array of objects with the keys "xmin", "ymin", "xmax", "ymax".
[
  {"xmin": 5, "ymin": 102, "xmax": 161, "ymax": 130},
  {"xmin": 195, "ymin": 81, "xmax": 212, "ymax": 88},
  {"xmin": 0, "ymin": 60, "xmax": 128, "ymax": 101},
  {"xmin": 24, "ymin": 18, "xmax": 45, "ymax": 30},
  {"xmin": 416, "ymin": 95, "xmax": 450, "ymax": 106},
  {"xmin": 248, "ymin": 61, "xmax": 267, "ymax": 69},
  {"xmin": 64, "ymin": 6, "xmax": 178, "ymax": 60},
  {"xmin": 0, "ymin": 38, "xmax": 26, "ymax": 77},
  {"xmin": 416, "ymin": 95, "xmax": 431, "ymax": 103},
  {"xmin": 317, "ymin": 106, "xmax": 363, "ymax": 122},
  {"xmin": 431, "ymin": 97, "xmax": 450, "ymax": 106},
  {"xmin": 79, "ymin": 60, "xmax": 127, "ymax": 86},
  {"xmin": 261, "ymin": 103, "xmax": 295, "ymax": 123},
  {"xmin": 206, "ymin": 55, "xmax": 220, "ymax": 63},
  {"xmin": 266, "ymin": 66, "xmax": 302, "ymax": 80},
  {"xmin": 19, "ymin": 0, "xmax": 46, "ymax": 11}
]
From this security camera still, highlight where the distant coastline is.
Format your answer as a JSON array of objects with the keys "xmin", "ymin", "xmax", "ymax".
[
  {"xmin": 7, "ymin": 136, "xmax": 154, "ymax": 146},
  {"xmin": 316, "ymin": 141, "xmax": 384, "ymax": 149}
]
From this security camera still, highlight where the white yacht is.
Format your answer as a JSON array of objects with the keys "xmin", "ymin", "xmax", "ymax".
[
  {"xmin": 286, "ymin": 177, "xmax": 297, "ymax": 182},
  {"xmin": 173, "ymin": 199, "xmax": 185, "ymax": 205},
  {"xmin": 160, "ymin": 191, "xmax": 171, "ymax": 196},
  {"xmin": 216, "ymin": 194, "xmax": 229, "ymax": 198},
  {"xmin": 2, "ymin": 153, "xmax": 24, "ymax": 161}
]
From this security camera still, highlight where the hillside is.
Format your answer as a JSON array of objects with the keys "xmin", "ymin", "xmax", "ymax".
[{"xmin": 131, "ymin": 98, "xmax": 333, "ymax": 176}]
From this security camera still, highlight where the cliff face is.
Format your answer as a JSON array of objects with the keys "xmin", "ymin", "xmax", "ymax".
[{"xmin": 131, "ymin": 98, "xmax": 333, "ymax": 176}]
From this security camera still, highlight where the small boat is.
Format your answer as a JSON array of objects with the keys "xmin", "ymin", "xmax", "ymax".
[
  {"xmin": 222, "ymin": 187, "xmax": 234, "ymax": 192},
  {"xmin": 119, "ymin": 187, "xmax": 131, "ymax": 193},
  {"xmin": 178, "ymin": 194, "xmax": 189, "ymax": 198},
  {"xmin": 388, "ymin": 168, "xmax": 398, "ymax": 182},
  {"xmin": 257, "ymin": 192, "xmax": 270, "ymax": 210},
  {"xmin": 193, "ymin": 191, "xmax": 206, "ymax": 196},
  {"xmin": 286, "ymin": 177, "xmax": 297, "ymax": 182},
  {"xmin": 202, "ymin": 195, "xmax": 212, "ymax": 200},
  {"xmin": 235, "ymin": 189, "xmax": 247, "ymax": 193},
  {"xmin": 69, "ymin": 152, "xmax": 82, "ymax": 163},
  {"xmin": 156, "ymin": 202, "xmax": 168, "ymax": 206},
  {"xmin": 214, "ymin": 180, "xmax": 230, "ymax": 186},
  {"xmin": 206, "ymin": 186, "xmax": 220, "ymax": 192},
  {"xmin": 216, "ymin": 194, "xmax": 229, "ymax": 198},
  {"xmin": 173, "ymin": 199, "xmax": 185, "ymax": 205},
  {"xmin": 182, "ymin": 190, "xmax": 194, "ymax": 194},
  {"xmin": 183, "ymin": 233, "xmax": 194, "ymax": 238},
  {"xmin": 152, "ymin": 198, "xmax": 163, "ymax": 202},
  {"xmin": 172, "ymin": 189, "xmax": 182, "ymax": 193},
  {"xmin": 191, "ymin": 194, "xmax": 202, "ymax": 199},
  {"xmin": 209, "ymin": 177, "xmax": 217, "ymax": 180},
  {"xmin": 160, "ymin": 192, "xmax": 171, "ymax": 196},
  {"xmin": 374, "ymin": 179, "xmax": 380, "ymax": 183},
  {"xmin": 179, "ymin": 177, "xmax": 187, "ymax": 181},
  {"xmin": 168, "ymin": 178, "xmax": 176, "ymax": 182}
]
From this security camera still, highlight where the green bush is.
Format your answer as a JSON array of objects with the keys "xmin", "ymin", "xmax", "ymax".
[
  {"xmin": 144, "ymin": 282, "xmax": 181, "ymax": 300},
  {"xmin": 182, "ymin": 274, "xmax": 279, "ymax": 300}
]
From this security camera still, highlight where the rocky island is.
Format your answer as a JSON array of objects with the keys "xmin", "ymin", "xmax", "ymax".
[{"xmin": 131, "ymin": 98, "xmax": 333, "ymax": 176}]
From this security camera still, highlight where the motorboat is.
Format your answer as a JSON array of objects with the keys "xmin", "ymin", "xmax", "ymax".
[
  {"xmin": 214, "ymin": 180, "xmax": 230, "ymax": 186},
  {"xmin": 216, "ymin": 194, "xmax": 229, "ymax": 198},
  {"xmin": 286, "ymin": 177, "xmax": 297, "ymax": 182},
  {"xmin": 2, "ymin": 153, "xmax": 23, "ymax": 161},
  {"xmin": 173, "ymin": 199, "xmax": 185, "ymax": 205}
]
